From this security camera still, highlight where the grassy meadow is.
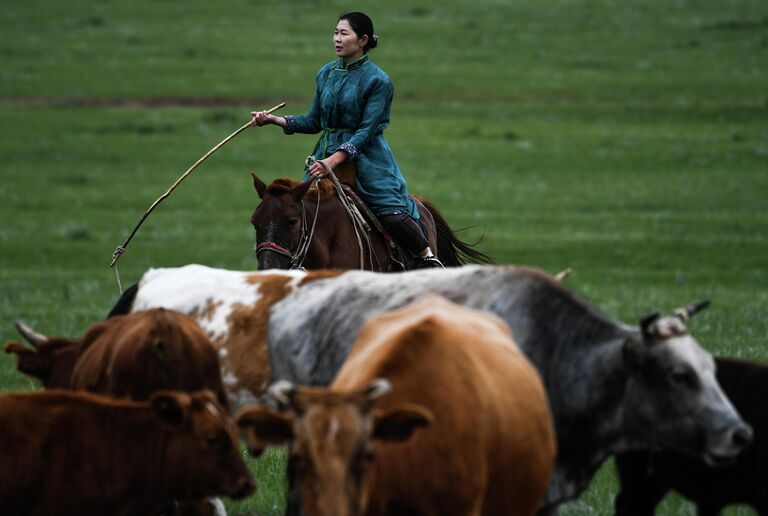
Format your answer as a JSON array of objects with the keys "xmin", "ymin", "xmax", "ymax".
[{"xmin": 1, "ymin": 0, "xmax": 767, "ymax": 514}]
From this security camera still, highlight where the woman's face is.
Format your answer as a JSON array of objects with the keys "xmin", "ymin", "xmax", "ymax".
[{"xmin": 334, "ymin": 19, "xmax": 366, "ymax": 61}]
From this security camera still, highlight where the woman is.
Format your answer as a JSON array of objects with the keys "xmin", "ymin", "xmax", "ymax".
[{"xmin": 250, "ymin": 11, "xmax": 443, "ymax": 268}]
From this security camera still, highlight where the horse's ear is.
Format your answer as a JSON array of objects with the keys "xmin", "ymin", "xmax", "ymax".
[
  {"xmin": 252, "ymin": 173, "xmax": 267, "ymax": 199},
  {"xmin": 292, "ymin": 179, "xmax": 313, "ymax": 201}
]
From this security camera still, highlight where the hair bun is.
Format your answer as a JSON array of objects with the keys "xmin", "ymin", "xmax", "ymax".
[{"xmin": 369, "ymin": 34, "xmax": 379, "ymax": 49}]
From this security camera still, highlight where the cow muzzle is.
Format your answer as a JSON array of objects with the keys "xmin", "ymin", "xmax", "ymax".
[{"xmin": 704, "ymin": 421, "xmax": 753, "ymax": 466}]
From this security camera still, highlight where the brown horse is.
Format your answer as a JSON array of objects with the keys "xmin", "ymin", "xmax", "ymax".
[{"xmin": 250, "ymin": 174, "xmax": 493, "ymax": 271}]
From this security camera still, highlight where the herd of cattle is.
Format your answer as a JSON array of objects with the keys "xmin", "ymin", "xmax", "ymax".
[{"xmin": 2, "ymin": 263, "xmax": 766, "ymax": 515}]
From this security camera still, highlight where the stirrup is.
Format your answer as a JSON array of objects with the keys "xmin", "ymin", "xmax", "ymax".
[{"xmin": 415, "ymin": 256, "xmax": 445, "ymax": 269}]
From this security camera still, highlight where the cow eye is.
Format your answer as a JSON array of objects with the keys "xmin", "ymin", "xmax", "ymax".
[
  {"xmin": 669, "ymin": 366, "xmax": 699, "ymax": 389},
  {"xmin": 206, "ymin": 433, "xmax": 230, "ymax": 454},
  {"xmin": 355, "ymin": 448, "xmax": 375, "ymax": 469}
]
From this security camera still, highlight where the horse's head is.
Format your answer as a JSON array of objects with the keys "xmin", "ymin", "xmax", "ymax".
[{"xmin": 251, "ymin": 174, "xmax": 313, "ymax": 269}]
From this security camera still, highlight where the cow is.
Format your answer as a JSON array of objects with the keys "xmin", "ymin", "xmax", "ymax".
[
  {"xmin": 614, "ymin": 357, "xmax": 768, "ymax": 516},
  {"xmin": 236, "ymin": 297, "xmax": 556, "ymax": 516},
  {"xmin": 0, "ymin": 389, "xmax": 254, "ymax": 516},
  {"xmin": 4, "ymin": 308, "xmax": 232, "ymax": 515},
  {"xmin": 115, "ymin": 264, "xmax": 753, "ymax": 513},
  {"xmin": 111, "ymin": 265, "xmax": 343, "ymax": 412},
  {"xmin": 5, "ymin": 308, "xmax": 228, "ymax": 408}
]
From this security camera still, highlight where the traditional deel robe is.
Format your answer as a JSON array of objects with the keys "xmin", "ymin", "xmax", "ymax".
[{"xmin": 283, "ymin": 54, "xmax": 419, "ymax": 219}]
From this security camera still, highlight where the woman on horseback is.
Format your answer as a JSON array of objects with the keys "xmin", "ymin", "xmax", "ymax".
[{"xmin": 250, "ymin": 11, "xmax": 443, "ymax": 269}]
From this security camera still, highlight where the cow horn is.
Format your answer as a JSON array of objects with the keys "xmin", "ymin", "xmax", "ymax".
[
  {"xmin": 364, "ymin": 378, "xmax": 392, "ymax": 401},
  {"xmin": 673, "ymin": 299, "xmax": 711, "ymax": 322},
  {"xmin": 554, "ymin": 268, "xmax": 572, "ymax": 282},
  {"xmin": 639, "ymin": 312, "xmax": 660, "ymax": 339},
  {"xmin": 268, "ymin": 380, "xmax": 296, "ymax": 406},
  {"xmin": 14, "ymin": 320, "xmax": 48, "ymax": 348}
]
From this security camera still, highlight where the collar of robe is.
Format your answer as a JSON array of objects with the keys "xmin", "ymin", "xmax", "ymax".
[{"xmin": 337, "ymin": 53, "xmax": 370, "ymax": 71}]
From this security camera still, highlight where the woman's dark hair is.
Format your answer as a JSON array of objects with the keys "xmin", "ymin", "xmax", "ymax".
[{"xmin": 338, "ymin": 11, "xmax": 378, "ymax": 51}]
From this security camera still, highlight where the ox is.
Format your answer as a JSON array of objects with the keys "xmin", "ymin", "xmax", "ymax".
[
  {"xmin": 112, "ymin": 266, "xmax": 342, "ymax": 412},
  {"xmin": 0, "ymin": 389, "xmax": 254, "ymax": 516},
  {"xmin": 5, "ymin": 308, "xmax": 231, "ymax": 515},
  {"xmin": 115, "ymin": 264, "xmax": 752, "ymax": 512},
  {"xmin": 614, "ymin": 357, "xmax": 768, "ymax": 515},
  {"xmin": 237, "ymin": 297, "xmax": 556, "ymax": 516},
  {"xmin": 5, "ymin": 308, "xmax": 228, "ymax": 408}
]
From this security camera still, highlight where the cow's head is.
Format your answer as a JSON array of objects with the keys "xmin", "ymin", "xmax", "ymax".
[
  {"xmin": 622, "ymin": 300, "xmax": 752, "ymax": 465},
  {"xmin": 251, "ymin": 174, "xmax": 313, "ymax": 270},
  {"xmin": 4, "ymin": 320, "xmax": 79, "ymax": 388},
  {"xmin": 236, "ymin": 379, "xmax": 432, "ymax": 516},
  {"xmin": 152, "ymin": 390, "xmax": 255, "ymax": 501}
]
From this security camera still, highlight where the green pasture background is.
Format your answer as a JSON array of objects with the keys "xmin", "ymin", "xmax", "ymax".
[{"xmin": 1, "ymin": 0, "xmax": 767, "ymax": 514}]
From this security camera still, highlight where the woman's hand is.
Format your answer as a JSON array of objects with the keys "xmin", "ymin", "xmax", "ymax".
[
  {"xmin": 307, "ymin": 151, "xmax": 347, "ymax": 180},
  {"xmin": 307, "ymin": 159, "xmax": 332, "ymax": 180},
  {"xmin": 250, "ymin": 110, "xmax": 275, "ymax": 127}
]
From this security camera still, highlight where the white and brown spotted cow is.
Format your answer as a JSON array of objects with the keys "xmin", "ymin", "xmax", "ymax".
[{"xmin": 110, "ymin": 265, "xmax": 343, "ymax": 412}]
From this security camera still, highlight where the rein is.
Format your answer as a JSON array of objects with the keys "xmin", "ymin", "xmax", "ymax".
[{"xmin": 310, "ymin": 157, "xmax": 373, "ymax": 270}]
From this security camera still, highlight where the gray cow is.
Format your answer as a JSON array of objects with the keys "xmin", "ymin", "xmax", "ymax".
[{"xmin": 265, "ymin": 265, "xmax": 752, "ymax": 514}]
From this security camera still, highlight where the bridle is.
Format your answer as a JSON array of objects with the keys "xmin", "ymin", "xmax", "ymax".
[
  {"xmin": 255, "ymin": 191, "xmax": 321, "ymax": 270},
  {"xmin": 255, "ymin": 159, "xmax": 378, "ymax": 271}
]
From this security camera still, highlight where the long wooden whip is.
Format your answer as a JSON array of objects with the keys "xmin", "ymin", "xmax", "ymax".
[{"xmin": 109, "ymin": 101, "xmax": 286, "ymax": 272}]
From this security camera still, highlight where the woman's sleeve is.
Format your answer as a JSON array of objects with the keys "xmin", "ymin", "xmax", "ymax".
[
  {"xmin": 339, "ymin": 78, "xmax": 393, "ymax": 160},
  {"xmin": 283, "ymin": 68, "xmax": 325, "ymax": 135}
]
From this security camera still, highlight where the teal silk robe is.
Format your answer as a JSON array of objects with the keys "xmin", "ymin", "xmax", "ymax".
[{"xmin": 283, "ymin": 54, "xmax": 419, "ymax": 219}]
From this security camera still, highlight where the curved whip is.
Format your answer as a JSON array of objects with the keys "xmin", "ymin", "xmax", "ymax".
[{"xmin": 108, "ymin": 102, "xmax": 286, "ymax": 287}]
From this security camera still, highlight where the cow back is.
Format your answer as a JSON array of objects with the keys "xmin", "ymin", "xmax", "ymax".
[{"xmin": 72, "ymin": 309, "xmax": 228, "ymax": 407}]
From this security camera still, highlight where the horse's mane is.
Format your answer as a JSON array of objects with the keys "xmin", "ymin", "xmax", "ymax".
[{"xmin": 267, "ymin": 178, "xmax": 335, "ymax": 201}]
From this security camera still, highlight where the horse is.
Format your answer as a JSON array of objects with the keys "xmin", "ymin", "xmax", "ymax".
[{"xmin": 250, "ymin": 174, "xmax": 494, "ymax": 271}]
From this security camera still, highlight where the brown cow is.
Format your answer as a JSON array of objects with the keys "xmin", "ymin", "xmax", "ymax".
[
  {"xmin": 0, "ymin": 389, "xmax": 254, "ymax": 516},
  {"xmin": 237, "ymin": 297, "xmax": 556, "ymax": 516},
  {"xmin": 5, "ymin": 308, "xmax": 228, "ymax": 408},
  {"xmin": 5, "ymin": 309, "xmax": 233, "ymax": 515}
]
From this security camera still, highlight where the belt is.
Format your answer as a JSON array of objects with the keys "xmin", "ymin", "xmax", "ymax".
[{"xmin": 318, "ymin": 127, "xmax": 352, "ymax": 158}]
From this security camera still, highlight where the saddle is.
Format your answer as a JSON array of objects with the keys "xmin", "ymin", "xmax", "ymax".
[
  {"xmin": 328, "ymin": 160, "xmax": 425, "ymax": 271},
  {"xmin": 338, "ymin": 183, "xmax": 407, "ymax": 271}
]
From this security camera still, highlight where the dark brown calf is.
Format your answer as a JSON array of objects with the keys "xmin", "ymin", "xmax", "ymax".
[
  {"xmin": 5, "ymin": 308, "xmax": 228, "ymax": 408},
  {"xmin": 0, "ymin": 389, "xmax": 254, "ymax": 516},
  {"xmin": 615, "ymin": 357, "xmax": 768, "ymax": 515}
]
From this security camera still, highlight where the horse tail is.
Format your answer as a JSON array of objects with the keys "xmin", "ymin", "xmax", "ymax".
[
  {"xmin": 420, "ymin": 198, "xmax": 495, "ymax": 266},
  {"xmin": 107, "ymin": 283, "xmax": 139, "ymax": 318}
]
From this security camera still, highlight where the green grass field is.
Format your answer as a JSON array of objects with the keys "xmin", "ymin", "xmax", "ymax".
[{"xmin": 2, "ymin": 0, "xmax": 767, "ymax": 514}]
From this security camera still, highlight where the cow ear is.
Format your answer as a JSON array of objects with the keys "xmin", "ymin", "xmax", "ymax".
[
  {"xmin": 639, "ymin": 312, "xmax": 660, "ymax": 340},
  {"xmin": 236, "ymin": 407, "xmax": 294, "ymax": 454},
  {"xmin": 152, "ymin": 392, "xmax": 192, "ymax": 428},
  {"xmin": 372, "ymin": 403, "xmax": 433, "ymax": 442},
  {"xmin": 252, "ymin": 173, "xmax": 267, "ymax": 199},
  {"xmin": 4, "ymin": 342, "xmax": 50, "ymax": 381}
]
